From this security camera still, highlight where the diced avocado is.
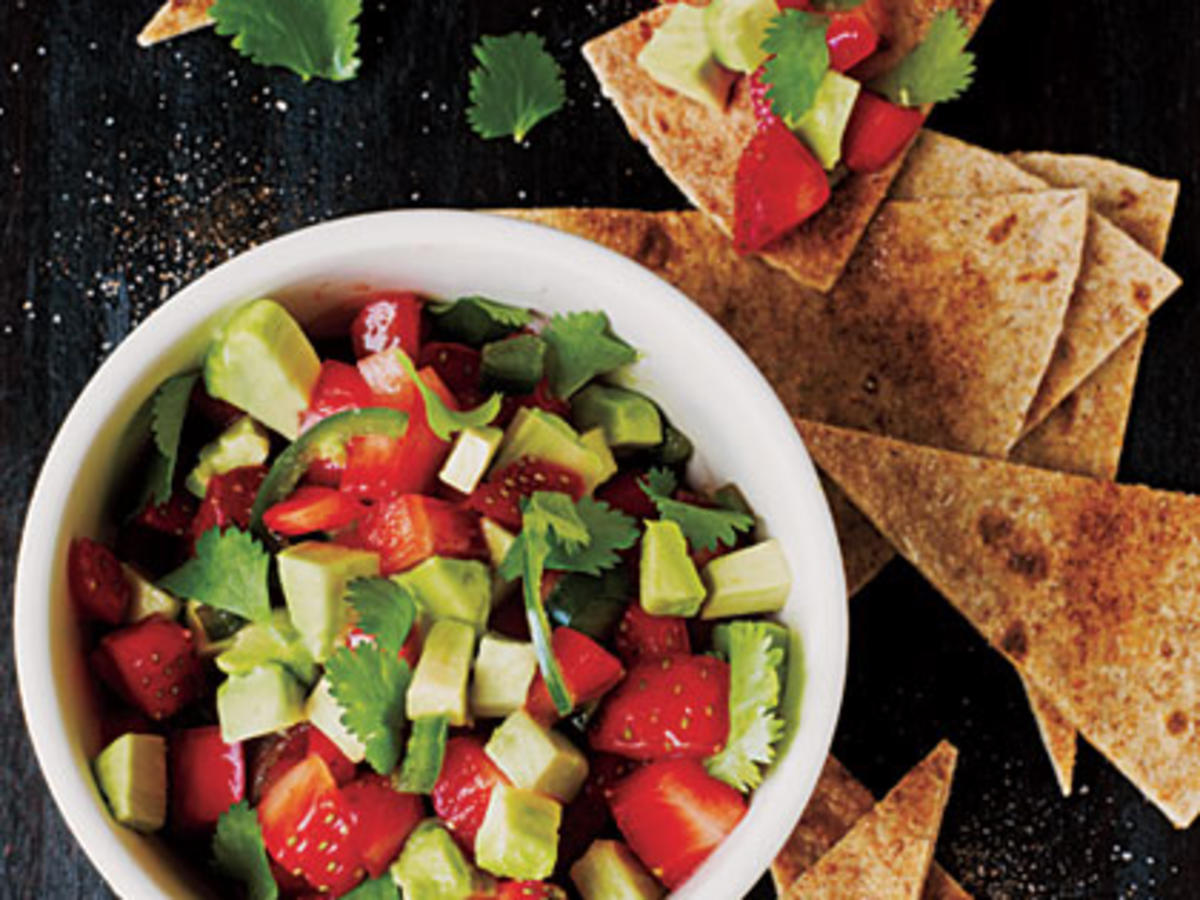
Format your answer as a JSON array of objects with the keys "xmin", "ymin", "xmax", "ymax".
[
  {"xmin": 704, "ymin": 0, "xmax": 776, "ymax": 74},
  {"xmin": 789, "ymin": 71, "xmax": 861, "ymax": 170},
  {"xmin": 93, "ymin": 733, "xmax": 166, "ymax": 833},
  {"xmin": 204, "ymin": 299, "xmax": 321, "ymax": 440},
  {"xmin": 390, "ymin": 819, "xmax": 493, "ymax": 900},
  {"xmin": 216, "ymin": 664, "xmax": 306, "ymax": 743},
  {"xmin": 700, "ymin": 539, "xmax": 793, "ymax": 619},
  {"xmin": 580, "ymin": 428, "xmax": 618, "ymax": 487},
  {"xmin": 394, "ymin": 557, "xmax": 491, "ymax": 631},
  {"xmin": 471, "ymin": 634, "xmax": 538, "ymax": 719},
  {"xmin": 184, "ymin": 600, "xmax": 240, "ymax": 658},
  {"xmin": 122, "ymin": 564, "xmax": 181, "ymax": 622},
  {"xmin": 572, "ymin": 385, "xmax": 663, "ymax": 450},
  {"xmin": 485, "ymin": 710, "xmax": 589, "ymax": 803},
  {"xmin": 640, "ymin": 520, "xmax": 706, "ymax": 617},
  {"xmin": 545, "ymin": 569, "xmax": 630, "ymax": 641},
  {"xmin": 653, "ymin": 422, "xmax": 694, "ymax": 467},
  {"xmin": 493, "ymin": 408, "xmax": 611, "ymax": 494},
  {"xmin": 571, "ymin": 839, "xmax": 664, "ymax": 900},
  {"xmin": 481, "ymin": 519, "xmax": 519, "ymax": 605},
  {"xmin": 216, "ymin": 608, "xmax": 318, "ymax": 685},
  {"xmin": 438, "ymin": 426, "xmax": 504, "ymax": 495},
  {"xmin": 481, "ymin": 334, "xmax": 547, "ymax": 393},
  {"xmin": 474, "ymin": 784, "xmax": 562, "ymax": 881},
  {"xmin": 185, "ymin": 416, "xmax": 271, "ymax": 498},
  {"xmin": 277, "ymin": 541, "xmax": 380, "ymax": 663},
  {"xmin": 305, "ymin": 675, "xmax": 366, "ymax": 763},
  {"xmin": 638, "ymin": 5, "xmax": 737, "ymax": 111},
  {"xmin": 407, "ymin": 619, "xmax": 476, "ymax": 726}
]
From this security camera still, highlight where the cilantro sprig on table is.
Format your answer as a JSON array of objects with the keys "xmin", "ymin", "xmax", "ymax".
[
  {"xmin": 761, "ymin": 10, "xmax": 831, "ymax": 125},
  {"xmin": 138, "ymin": 372, "xmax": 197, "ymax": 508},
  {"xmin": 211, "ymin": 0, "xmax": 362, "ymax": 82},
  {"xmin": 160, "ymin": 526, "xmax": 272, "ymax": 623},
  {"xmin": 542, "ymin": 311, "xmax": 638, "ymax": 399},
  {"xmin": 212, "ymin": 801, "xmax": 277, "ymax": 900},
  {"xmin": 871, "ymin": 10, "xmax": 976, "ymax": 106},
  {"xmin": 389, "ymin": 349, "xmax": 502, "ymax": 440},
  {"xmin": 467, "ymin": 32, "xmax": 566, "ymax": 142},
  {"xmin": 640, "ymin": 468, "xmax": 754, "ymax": 553}
]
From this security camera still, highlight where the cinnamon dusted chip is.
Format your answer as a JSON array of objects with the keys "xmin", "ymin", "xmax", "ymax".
[{"xmin": 137, "ymin": 0, "xmax": 215, "ymax": 47}]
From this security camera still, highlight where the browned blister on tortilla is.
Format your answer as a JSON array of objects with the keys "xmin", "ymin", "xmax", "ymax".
[
  {"xmin": 798, "ymin": 419, "xmax": 1200, "ymax": 828},
  {"xmin": 137, "ymin": 0, "xmax": 215, "ymax": 47}
]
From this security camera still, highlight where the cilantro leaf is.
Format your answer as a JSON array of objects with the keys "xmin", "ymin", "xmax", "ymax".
[
  {"xmin": 342, "ymin": 877, "xmax": 399, "ymax": 900},
  {"xmin": 761, "ymin": 11, "xmax": 831, "ymax": 125},
  {"xmin": 428, "ymin": 296, "xmax": 534, "ymax": 344},
  {"xmin": 393, "ymin": 715, "xmax": 449, "ymax": 794},
  {"xmin": 346, "ymin": 577, "xmax": 416, "ymax": 657},
  {"xmin": 389, "ymin": 349, "xmax": 502, "ymax": 440},
  {"xmin": 467, "ymin": 32, "xmax": 566, "ymax": 142},
  {"xmin": 325, "ymin": 644, "xmax": 411, "ymax": 775},
  {"xmin": 704, "ymin": 622, "xmax": 787, "ymax": 792},
  {"xmin": 542, "ymin": 311, "xmax": 638, "ymax": 398},
  {"xmin": 212, "ymin": 801, "xmax": 278, "ymax": 900},
  {"xmin": 211, "ymin": 0, "xmax": 362, "ymax": 82},
  {"xmin": 160, "ymin": 527, "xmax": 272, "ymax": 623},
  {"xmin": 871, "ymin": 10, "xmax": 975, "ymax": 106},
  {"xmin": 140, "ymin": 373, "xmax": 198, "ymax": 507},
  {"xmin": 498, "ymin": 494, "xmax": 636, "ymax": 581},
  {"xmin": 640, "ymin": 468, "xmax": 755, "ymax": 553}
]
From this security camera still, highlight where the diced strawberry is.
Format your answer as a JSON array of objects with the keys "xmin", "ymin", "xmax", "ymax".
[
  {"xmin": 496, "ymin": 882, "xmax": 568, "ymax": 900},
  {"xmin": 590, "ymin": 655, "xmax": 729, "ymax": 761},
  {"xmin": 608, "ymin": 759, "xmax": 747, "ymax": 888},
  {"xmin": 467, "ymin": 458, "xmax": 585, "ymax": 532},
  {"xmin": 595, "ymin": 470, "xmax": 658, "ymax": 521},
  {"xmin": 613, "ymin": 605, "xmax": 691, "ymax": 664},
  {"xmin": 418, "ymin": 342, "xmax": 486, "ymax": 408},
  {"xmin": 169, "ymin": 725, "xmax": 245, "ymax": 833},
  {"xmin": 556, "ymin": 753, "xmax": 639, "ymax": 872},
  {"xmin": 432, "ymin": 735, "xmax": 511, "ymax": 851},
  {"xmin": 340, "ymin": 774, "xmax": 424, "ymax": 877},
  {"xmin": 263, "ymin": 486, "xmax": 366, "ymax": 536},
  {"xmin": 842, "ymin": 90, "xmax": 926, "ymax": 173},
  {"xmin": 350, "ymin": 494, "xmax": 485, "ymax": 574},
  {"xmin": 526, "ymin": 628, "xmax": 625, "ymax": 723},
  {"xmin": 68, "ymin": 538, "xmax": 132, "ymax": 625},
  {"xmin": 259, "ymin": 755, "xmax": 364, "ymax": 896},
  {"xmin": 824, "ymin": 8, "xmax": 880, "ymax": 72},
  {"xmin": 190, "ymin": 465, "xmax": 268, "ymax": 543},
  {"xmin": 496, "ymin": 379, "xmax": 571, "ymax": 427},
  {"xmin": 350, "ymin": 292, "xmax": 424, "ymax": 359},
  {"xmin": 91, "ymin": 616, "xmax": 203, "ymax": 720},
  {"xmin": 249, "ymin": 724, "xmax": 357, "ymax": 805},
  {"xmin": 734, "ymin": 119, "xmax": 831, "ymax": 254},
  {"xmin": 190, "ymin": 381, "xmax": 244, "ymax": 429},
  {"xmin": 268, "ymin": 858, "xmax": 314, "ymax": 897},
  {"xmin": 300, "ymin": 360, "xmax": 376, "ymax": 434},
  {"xmin": 135, "ymin": 492, "xmax": 198, "ymax": 539}
]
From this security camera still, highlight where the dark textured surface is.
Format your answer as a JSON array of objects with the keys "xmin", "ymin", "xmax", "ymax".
[{"xmin": 1, "ymin": 0, "xmax": 1198, "ymax": 897}]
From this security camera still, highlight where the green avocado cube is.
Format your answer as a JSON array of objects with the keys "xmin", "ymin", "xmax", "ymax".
[
  {"xmin": 438, "ymin": 425, "xmax": 504, "ymax": 495},
  {"xmin": 481, "ymin": 334, "xmax": 547, "ymax": 393},
  {"xmin": 471, "ymin": 634, "xmax": 538, "ymax": 719},
  {"xmin": 789, "ymin": 71, "xmax": 862, "ymax": 170},
  {"xmin": 393, "ymin": 557, "xmax": 491, "ymax": 632},
  {"xmin": 571, "ymin": 839, "xmax": 664, "ymax": 900},
  {"xmin": 640, "ymin": 519, "xmax": 706, "ymax": 617},
  {"xmin": 700, "ymin": 539, "xmax": 793, "ymax": 620},
  {"xmin": 216, "ymin": 664, "xmax": 306, "ymax": 743},
  {"xmin": 185, "ymin": 415, "xmax": 271, "ymax": 497},
  {"xmin": 391, "ymin": 819, "xmax": 493, "ymax": 899},
  {"xmin": 122, "ymin": 564, "xmax": 181, "ymax": 622},
  {"xmin": 277, "ymin": 541, "xmax": 380, "ymax": 663},
  {"xmin": 203, "ymin": 299, "xmax": 321, "ymax": 440},
  {"xmin": 638, "ymin": 4, "xmax": 737, "ymax": 111},
  {"xmin": 572, "ymin": 385, "xmax": 663, "ymax": 449},
  {"xmin": 493, "ymin": 408, "xmax": 611, "ymax": 493},
  {"xmin": 407, "ymin": 619, "xmax": 476, "ymax": 726},
  {"xmin": 480, "ymin": 519, "xmax": 519, "ymax": 606},
  {"xmin": 485, "ymin": 710, "xmax": 589, "ymax": 803},
  {"xmin": 474, "ymin": 784, "xmax": 562, "ymax": 881},
  {"xmin": 93, "ymin": 733, "xmax": 166, "ymax": 833},
  {"xmin": 580, "ymin": 428, "xmax": 619, "ymax": 487},
  {"xmin": 304, "ymin": 675, "xmax": 366, "ymax": 764},
  {"xmin": 704, "ymin": 0, "xmax": 776, "ymax": 74},
  {"xmin": 216, "ymin": 608, "xmax": 318, "ymax": 685},
  {"xmin": 184, "ymin": 600, "xmax": 239, "ymax": 658}
]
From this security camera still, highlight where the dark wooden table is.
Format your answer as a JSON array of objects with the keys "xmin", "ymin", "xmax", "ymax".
[{"xmin": 3, "ymin": 0, "xmax": 1199, "ymax": 896}]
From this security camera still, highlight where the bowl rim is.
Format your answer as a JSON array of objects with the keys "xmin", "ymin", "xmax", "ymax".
[{"xmin": 14, "ymin": 208, "xmax": 847, "ymax": 899}]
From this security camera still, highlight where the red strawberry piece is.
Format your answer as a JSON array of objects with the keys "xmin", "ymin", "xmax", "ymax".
[
  {"xmin": 169, "ymin": 725, "xmax": 245, "ymax": 833},
  {"xmin": 350, "ymin": 292, "xmax": 424, "ymax": 359},
  {"xmin": 608, "ymin": 758, "xmax": 747, "ymax": 888},
  {"xmin": 263, "ymin": 486, "xmax": 366, "ymax": 537},
  {"xmin": 590, "ymin": 655, "xmax": 729, "ymax": 761},
  {"xmin": 135, "ymin": 492, "xmax": 198, "ymax": 539},
  {"xmin": 340, "ymin": 774, "xmax": 424, "ymax": 878},
  {"xmin": 467, "ymin": 457, "xmax": 585, "ymax": 532},
  {"xmin": 349, "ymin": 494, "xmax": 485, "ymax": 575},
  {"xmin": 825, "ymin": 7, "xmax": 880, "ymax": 72},
  {"xmin": 595, "ymin": 470, "xmax": 658, "ymax": 521},
  {"xmin": 496, "ymin": 379, "xmax": 571, "ymax": 427},
  {"xmin": 496, "ymin": 882, "xmax": 568, "ymax": 900},
  {"xmin": 556, "ymin": 753, "xmax": 639, "ymax": 871},
  {"xmin": 418, "ymin": 342, "xmax": 486, "ymax": 408},
  {"xmin": 842, "ymin": 90, "xmax": 926, "ymax": 174},
  {"xmin": 68, "ymin": 538, "xmax": 132, "ymax": 625},
  {"xmin": 98, "ymin": 703, "xmax": 158, "ymax": 748},
  {"xmin": 613, "ymin": 604, "xmax": 691, "ymax": 664},
  {"xmin": 432, "ymin": 735, "xmax": 511, "ymax": 852},
  {"xmin": 190, "ymin": 464, "xmax": 268, "ymax": 543},
  {"xmin": 526, "ymin": 628, "xmax": 625, "ymax": 723},
  {"xmin": 91, "ymin": 615, "xmax": 203, "ymax": 720},
  {"xmin": 258, "ymin": 754, "xmax": 364, "ymax": 897},
  {"xmin": 249, "ymin": 724, "xmax": 357, "ymax": 805},
  {"xmin": 748, "ymin": 66, "xmax": 776, "ymax": 129},
  {"xmin": 300, "ymin": 360, "xmax": 376, "ymax": 434},
  {"xmin": 734, "ymin": 119, "xmax": 831, "ymax": 254}
]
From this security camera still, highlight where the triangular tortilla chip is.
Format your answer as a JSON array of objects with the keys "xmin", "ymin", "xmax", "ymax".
[
  {"xmin": 137, "ymin": 0, "xmax": 215, "ymax": 47},
  {"xmin": 797, "ymin": 419, "xmax": 1200, "ymax": 828},
  {"xmin": 771, "ymin": 755, "xmax": 971, "ymax": 899},
  {"xmin": 891, "ymin": 131, "xmax": 1182, "ymax": 433},
  {"xmin": 581, "ymin": 1, "xmax": 994, "ymax": 292},
  {"xmin": 501, "ymin": 195, "xmax": 1087, "ymax": 589},
  {"xmin": 780, "ymin": 742, "xmax": 958, "ymax": 899}
]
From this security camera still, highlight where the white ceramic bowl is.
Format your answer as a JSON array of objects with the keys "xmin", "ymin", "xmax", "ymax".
[{"xmin": 15, "ymin": 210, "xmax": 847, "ymax": 899}]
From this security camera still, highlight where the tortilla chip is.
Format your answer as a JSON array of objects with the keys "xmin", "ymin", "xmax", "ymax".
[
  {"xmin": 771, "ymin": 755, "xmax": 971, "ymax": 899},
  {"xmin": 581, "ymin": 1, "xmax": 994, "ymax": 292},
  {"xmin": 779, "ymin": 742, "xmax": 958, "ymax": 899},
  {"xmin": 892, "ymin": 131, "xmax": 1182, "ymax": 434},
  {"xmin": 137, "ymin": 0, "xmax": 215, "ymax": 47},
  {"xmin": 797, "ymin": 420, "xmax": 1200, "ymax": 828}
]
